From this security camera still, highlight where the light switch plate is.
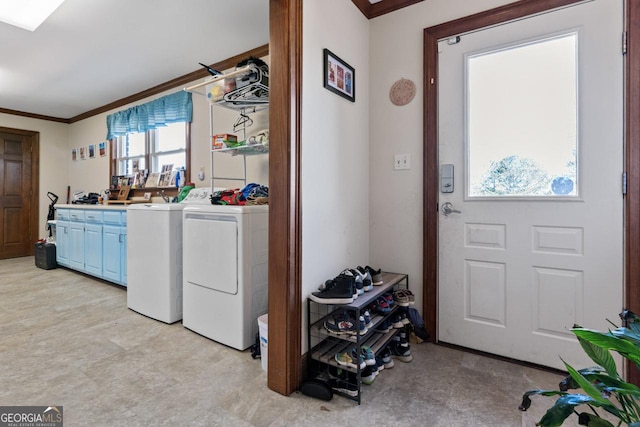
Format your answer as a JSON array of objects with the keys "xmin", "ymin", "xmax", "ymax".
[{"xmin": 394, "ymin": 154, "xmax": 410, "ymax": 170}]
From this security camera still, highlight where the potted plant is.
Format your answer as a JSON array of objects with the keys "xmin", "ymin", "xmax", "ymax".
[{"xmin": 520, "ymin": 310, "xmax": 640, "ymax": 426}]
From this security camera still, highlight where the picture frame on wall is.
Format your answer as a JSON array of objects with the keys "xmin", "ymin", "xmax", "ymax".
[
  {"xmin": 72, "ymin": 148, "xmax": 77, "ymax": 161},
  {"xmin": 80, "ymin": 146, "xmax": 86, "ymax": 160},
  {"xmin": 89, "ymin": 144, "xmax": 95, "ymax": 158},
  {"xmin": 99, "ymin": 142, "xmax": 106, "ymax": 157},
  {"xmin": 323, "ymin": 48, "xmax": 355, "ymax": 102}
]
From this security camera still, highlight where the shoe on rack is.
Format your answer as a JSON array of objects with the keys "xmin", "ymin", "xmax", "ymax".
[
  {"xmin": 339, "ymin": 269, "xmax": 363, "ymax": 297},
  {"xmin": 324, "ymin": 314, "xmax": 356, "ymax": 336},
  {"xmin": 335, "ymin": 351, "xmax": 362, "ymax": 370},
  {"xmin": 357, "ymin": 266, "xmax": 373, "ymax": 291},
  {"xmin": 380, "ymin": 346, "xmax": 395, "ymax": 369},
  {"xmin": 393, "ymin": 290, "xmax": 411, "ymax": 307},
  {"xmin": 375, "ymin": 355, "xmax": 385, "ymax": 373},
  {"xmin": 366, "ymin": 265, "xmax": 383, "ymax": 285},
  {"xmin": 361, "ymin": 345, "xmax": 376, "ymax": 366},
  {"xmin": 363, "ymin": 309, "xmax": 372, "ymax": 329},
  {"xmin": 390, "ymin": 341, "xmax": 413, "ymax": 363},
  {"xmin": 310, "ymin": 277, "xmax": 354, "ymax": 304},
  {"xmin": 361, "ymin": 366, "xmax": 377, "ymax": 385},
  {"xmin": 374, "ymin": 296, "xmax": 391, "ymax": 314},
  {"xmin": 348, "ymin": 347, "xmax": 367, "ymax": 370},
  {"xmin": 391, "ymin": 314, "xmax": 404, "ymax": 329},
  {"xmin": 400, "ymin": 311, "xmax": 410, "ymax": 326},
  {"xmin": 375, "ymin": 319, "xmax": 392, "ymax": 333},
  {"xmin": 328, "ymin": 378, "xmax": 358, "ymax": 397},
  {"xmin": 404, "ymin": 289, "xmax": 416, "ymax": 305},
  {"xmin": 382, "ymin": 293, "xmax": 395, "ymax": 308}
]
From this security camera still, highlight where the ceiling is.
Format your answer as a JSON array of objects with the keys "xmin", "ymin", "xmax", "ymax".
[{"xmin": 0, "ymin": 0, "xmax": 269, "ymax": 120}]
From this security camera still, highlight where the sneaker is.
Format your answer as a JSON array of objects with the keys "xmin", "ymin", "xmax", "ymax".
[
  {"xmin": 390, "ymin": 341, "xmax": 413, "ymax": 362},
  {"xmin": 363, "ymin": 310, "xmax": 372, "ymax": 329},
  {"xmin": 393, "ymin": 290, "xmax": 411, "ymax": 307},
  {"xmin": 404, "ymin": 289, "xmax": 416, "ymax": 305},
  {"xmin": 375, "ymin": 318, "xmax": 392, "ymax": 333},
  {"xmin": 348, "ymin": 347, "xmax": 367, "ymax": 369},
  {"xmin": 361, "ymin": 345, "xmax": 376, "ymax": 366},
  {"xmin": 393, "ymin": 330, "xmax": 409, "ymax": 347},
  {"xmin": 357, "ymin": 315, "xmax": 368, "ymax": 334},
  {"xmin": 357, "ymin": 266, "xmax": 373, "ymax": 291},
  {"xmin": 374, "ymin": 296, "xmax": 391, "ymax": 314},
  {"xmin": 324, "ymin": 315, "xmax": 356, "ymax": 336},
  {"xmin": 375, "ymin": 355, "xmax": 386, "ymax": 373},
  {"xmin": 391, "ymin": 314, "xmax": 404, "ymax": 329},
  {"xmin": 328, "ymin": 378, "xmax": 358, "ymax": 397},
  {"xmin": 366, "ymin": 265, "xmax": 383, "ymax": 285},
  {"xmin": 310, "ymin": 277, "xmax": 354, "ymax": 304},
  {"xmin": 361, "ymin": 366, "xmax": 377, "ymax": 385},
  {"xmin": 382, "ymin": 293, "xmax": 395, "ymax": 308},
  {"xmin": 340, "ymin": 269, "xmax": 363, "ymax": 297},
  {"xmin": 381, "ymin": 347, "xmax": 395, "ymax": 369},
  {"xmin": 400, "ymin": 311, "xmax": 410, "ymax": 325},
  {"xmin": 335, "ymin": 351, "xmax": 363, "ymax": 369}
]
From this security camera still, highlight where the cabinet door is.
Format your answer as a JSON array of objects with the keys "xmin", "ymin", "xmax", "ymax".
[
  {"xmin": 102, "ymin": 224, "xmax": 122, "ymax": 283},
  {"xmin": 69, "ymin": 222, "xmax": 85, "ymax": 271},
  {"xmin": 56, "ymin": 220, "xmax": 70, "ymax": 266},
  {"xmin": 120, "ymin": 226, "xmax": 127, "ymax": 286},
  {"xmin": 85, "ymin": 223, "xmax": 103, "ymax": 276}
]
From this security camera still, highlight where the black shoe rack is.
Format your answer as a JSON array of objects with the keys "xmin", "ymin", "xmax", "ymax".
[{"xmin": 306, "ymin": 272, "xmax": 409, "ymax": 404}]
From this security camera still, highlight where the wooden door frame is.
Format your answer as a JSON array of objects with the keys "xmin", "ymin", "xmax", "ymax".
[
  {"xmin": 0, "ymin": 126, "xmax": 40, "ymax": 257},
  {"xmin": 423, "ymin": 0, "xmax": 640, "ymax": 382},
  {"xmin": 267, "ymin": 0, "xmax": 303, "ymax": 395}
]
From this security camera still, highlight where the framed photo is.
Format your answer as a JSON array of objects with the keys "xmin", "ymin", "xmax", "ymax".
[
  {"xmin": 71, "ymin": 148, "xmax": 77, "ymax": 161},
  {"xmin": 79, "ymin": 146, "xmax": 86, "ymax": 160},
  {"xmin": 99, "ymin": 142, "xmax": 106, "ymax": 157},
  {"xmin": 89, "ymin": 144, "xmax": 95, "ymax": 158},
  {"xmin": 323, "ymin": 48, "xmax": 355, "ymax": 102}
]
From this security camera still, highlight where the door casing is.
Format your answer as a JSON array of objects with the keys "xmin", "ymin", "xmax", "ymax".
[{"xmin": 423, "ymin": 0, "xmax": 640, "ymax": 382}]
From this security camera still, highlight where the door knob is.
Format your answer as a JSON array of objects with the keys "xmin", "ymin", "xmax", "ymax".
[{"xmin": 441, "ymin": 202, "xmax": 461, "ymax": 216}]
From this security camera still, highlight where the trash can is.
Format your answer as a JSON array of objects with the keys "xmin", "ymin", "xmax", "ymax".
[
  {"xmin": 34, "ymin": 241, "xmax": 57, "ymax": 270},
  {"xmin": 258, "ymin": 314, "xmax": 268, "ymax": 372}
]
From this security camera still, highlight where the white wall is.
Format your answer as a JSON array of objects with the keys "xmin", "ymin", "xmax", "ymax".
[
  {"xmin": 301, "ymin": 0, "xmax": 370, "ymax": 348},
  {"xmin": 0, "ymin": 113, "xmax": 70, "ymax": 238},
  {"xmin": 368, "ymin": 0, "xmax": 517, "ymax": 312}
]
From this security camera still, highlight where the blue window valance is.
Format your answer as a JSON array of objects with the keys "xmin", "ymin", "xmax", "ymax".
[{"xmin": 106, "ymin": 91, "xmax": 192, "ymax": 140}]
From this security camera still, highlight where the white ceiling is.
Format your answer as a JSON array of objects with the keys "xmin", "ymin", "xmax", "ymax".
[{"xmin": 0, "ymin": 0, "xmax": 269, "ymax": 119}]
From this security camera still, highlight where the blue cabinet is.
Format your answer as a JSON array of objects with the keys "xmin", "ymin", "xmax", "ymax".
[
  {"xmin": 102, "ymin": 211, "xmax": 127, "ymax": 286},
  {"xmin": 56, "ymin": 207, "xmax": 127, "ymax": 286}
]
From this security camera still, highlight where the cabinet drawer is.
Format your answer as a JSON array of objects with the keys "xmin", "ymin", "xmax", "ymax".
[
  {"xmin": 57, "ymin": 209, "xmax": 70, "ymax": 221},
  {"xmin": 69, "ymin": 210, "xmax": 85, "ymax": 222},
  {"xmin": 85, "ymin": 211, "xmax": 104, "ymax": 223},
  {"xmin": 103, "ymin": 211, "xmax": 123, "ymax": 225}
]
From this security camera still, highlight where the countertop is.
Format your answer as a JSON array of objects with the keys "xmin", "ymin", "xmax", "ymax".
[{"xmin": 56, "ymin": 204, "xmax": 128, "ymax": 211}]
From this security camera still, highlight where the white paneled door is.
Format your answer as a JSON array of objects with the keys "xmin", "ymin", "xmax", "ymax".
[{"xmin": 437, "ymin": 0, "xmax": 624, "ymax": 370}]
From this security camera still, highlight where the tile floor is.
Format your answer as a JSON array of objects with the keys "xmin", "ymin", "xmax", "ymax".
[{"xmin": 0, "ymin": 257, "xmax": 568, "ymax": 426}]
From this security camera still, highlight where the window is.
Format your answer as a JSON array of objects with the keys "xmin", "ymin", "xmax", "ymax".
[
  {"xmin": 111, "ymin": 122, "xmax": 190, "ymax": 184},
  {"xmin": 466, "ymin": 33, "xmax": 578, "ymax": 198}
]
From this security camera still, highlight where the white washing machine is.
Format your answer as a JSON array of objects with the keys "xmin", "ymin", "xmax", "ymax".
[
  {"xmin": 182, "ymin": 203, "xmax": 268, "ymax": 350},
  {"xmin": 127, "ymin": 203, "xmax": 185, "ymax": 323}
]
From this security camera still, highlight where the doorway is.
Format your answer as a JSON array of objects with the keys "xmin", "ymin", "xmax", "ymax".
[
  {"xmin": 0, "ymin": 127, "xmax": 39, "ymax": 259},
  {"xmin": 435, "ymin": 0, "xmax": 623, "ymax": 370},
  {"xmin": 423, "ymin": 0, "xmax": 635, "ymax": 371}
]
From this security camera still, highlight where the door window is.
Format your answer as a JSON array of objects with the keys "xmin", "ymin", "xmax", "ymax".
[{"xmin": 467, "ymin": 33, "xmax": 578, "ymax": 198}]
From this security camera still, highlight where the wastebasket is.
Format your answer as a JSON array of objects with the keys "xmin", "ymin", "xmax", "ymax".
[
  {"xmin": 34, "ymin": 241, "xmax": 57, "ymax": 270},
  {"xmin": 258, "ymin": 314, "xmax": 268, "ymax": 372}
]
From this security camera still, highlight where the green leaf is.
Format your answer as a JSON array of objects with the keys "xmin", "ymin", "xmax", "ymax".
[
  {"xmin": 577, "ymin": 336, "xmax": 618, "ymax": 377},
  {"xmin": 573, "ymin": 329, "xmax": 640, "ymax": 365},
  {"xmin": 536, "ymin": 394, "xmax": 595, "ymax": 427},
  {"xmin": 563, "ymin": 360, "xmax": 609, "ymax": 405},
  {"xmin": 520, "ymin": 389, "xmax": 568, "ymax": 411},
  {"xmin": 577, "ymin": 412, "xmax": 615, "ymax": 427}
]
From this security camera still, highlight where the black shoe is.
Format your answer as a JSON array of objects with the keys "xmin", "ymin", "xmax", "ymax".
[{"xmin": 310, "ymin": 277, "xmax": 354, "ymax": 304}]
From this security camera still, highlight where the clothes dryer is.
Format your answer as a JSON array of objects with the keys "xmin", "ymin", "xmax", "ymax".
[{"xmin": 182, "ymin": 204, "xmax": 268, "ymax": 350}]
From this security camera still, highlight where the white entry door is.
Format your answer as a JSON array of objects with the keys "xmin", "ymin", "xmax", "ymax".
[{"xmin": 437, "ymin": 0, "xmax": 624, "ymax": 370}]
